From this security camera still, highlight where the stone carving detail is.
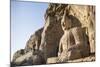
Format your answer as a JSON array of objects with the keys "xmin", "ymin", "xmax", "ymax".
[{"xmin": 58, "ymin": 9, "xmax": 90, "ymax": 62}]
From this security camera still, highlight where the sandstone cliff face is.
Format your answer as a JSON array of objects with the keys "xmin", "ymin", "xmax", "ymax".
[
  {"xmin": 25, "ymin": 27, "xmax": 43, "ymax": 53},
  {"xmin": 12, "ymin": 3, "xmax": 95, "ymax": 66},
  {"xmin": 69, "ymin": 5, "xmax": 95, "ymax": 53},
  {"xmin": 39, "ymin": 4, "xmax": 95, "ymax": 60},
  {"xmin": 39, "ymin": 11, "xmax": 64, "ymax": 59}
]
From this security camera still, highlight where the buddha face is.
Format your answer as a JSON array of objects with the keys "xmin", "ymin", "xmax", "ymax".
[{"xmin": 61, "ymin": 16, "xmax": 71, "ymax": 31}]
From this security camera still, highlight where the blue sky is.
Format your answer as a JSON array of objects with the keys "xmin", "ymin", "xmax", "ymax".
[{"xmin": 11, "ymin": 0, "xmax": 48, "ymax": 59}]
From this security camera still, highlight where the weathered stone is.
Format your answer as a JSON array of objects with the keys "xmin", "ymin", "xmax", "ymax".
[
  {"xmin": 12, "ymin": 49, "xmax": 25, "ymax": 62},
  {"xmin": 12, "ymin": 3, "xmax": 95, "ymax": 65},
  {"xmin": 57, "ymin": 8, "xmax": 90, "ymax": 62},
  {"xmin": 47, "ymin": 53, "xmax": 95, "ymax": 64},
  {"xmin": 39, "ymin": 4, "xmax": 64, "ymax": 60},
  {"xmin": 12, "ymin": 51, "xmax": 33, "ymax": 66},
  {"xmin": 69, "ymin": 5, "xmax": 95, "ymax": 53},
  {"xmin": 25, "ymin": 27, "xmax": 43, "ymax": 53},
  {"xmin": 12, "ymin": 50, "xmax": 45, "ymax": 66},
  {"xmin": 47, "ymin": 57, "xmax": 59, "ymax": 64}
]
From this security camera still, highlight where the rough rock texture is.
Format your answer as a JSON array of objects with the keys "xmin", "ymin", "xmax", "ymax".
[
  {"xmin": 68, "ymin": 5, "xmax": 95, "ymax": 53},
  {"xmin": 39, "ymin": 4, "xmax": 95, "ymax": 61},
  {"xmin": 11, "ymin": 3, "xmax": 95, "ymax": 66},
  {"xmin": 13, "ymin": 51, "xmax": 33, "ymax": 66},
  {"xmin": 12, "ymin": 50, "xmax": 45, "ymax": 66},
  {"xmin": 25, "ymin": 27, "xmax": 43, "ymax": 53},
  {"xmin": 57, "ymin": 8, "xmax": 90, "ymax": 61},
  {"xmin": 39, "ymin": 10, "xmax": 64, "ymax": 59},
  {"xmin": 47, "ymin": 54, "xmax": 95, "ymax": 64},
  {"xmin": 12, "ymin": 49, "xmax": 25, "ymax": 62}
]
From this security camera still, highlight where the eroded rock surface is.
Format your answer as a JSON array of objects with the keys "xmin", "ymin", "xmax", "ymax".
[
  {"xmin": 12, "ymin": 49, "xmax": 25, "ymax": 62},
  {"xmin": 25, "ymin": 27, "xmax": 43, "ymax": 53},
  {"xmin": 11, "ymin": 3, "xmax": 95, "ymax": 66}
]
